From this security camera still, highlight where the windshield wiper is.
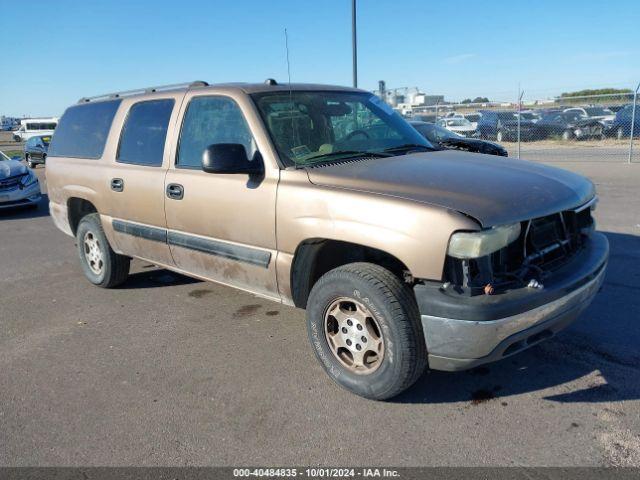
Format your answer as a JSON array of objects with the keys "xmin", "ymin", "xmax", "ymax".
[
  {"xmin": 302, "ymin": 150, "xmax": 392, "ymax": 164},
  {"xmin": 380, "ymin": 143, "xmax": 436, "ymax": 153}
]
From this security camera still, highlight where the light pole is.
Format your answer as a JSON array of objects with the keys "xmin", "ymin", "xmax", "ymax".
[{"xmin": 352, "ymin": 0, "xmax": 358, "ymax": 88}]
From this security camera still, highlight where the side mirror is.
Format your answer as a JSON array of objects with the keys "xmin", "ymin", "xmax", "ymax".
[{"xmin": 202, "ymin": 143, "xmax": 263, "ymax": 175}]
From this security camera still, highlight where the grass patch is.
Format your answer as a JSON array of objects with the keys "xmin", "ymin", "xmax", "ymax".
[{"xmin": 2, "ymin": 150, "xmax": 23, "ymax": 159}]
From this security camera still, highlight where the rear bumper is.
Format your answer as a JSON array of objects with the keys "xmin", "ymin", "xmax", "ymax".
[{"xmin": 416, "ymin": 232, "xmax": 609, "ymax": 371}]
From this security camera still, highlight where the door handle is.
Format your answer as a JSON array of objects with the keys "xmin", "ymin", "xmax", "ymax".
[
  {"xmin": 110, "ymin": 178, "xmax": 124, "ymax": 192},
  {"xmin": 166, "ymin": 183, "xmax": 184, "ymax": 200}
]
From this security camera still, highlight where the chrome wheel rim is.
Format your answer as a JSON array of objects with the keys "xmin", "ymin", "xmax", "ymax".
[
  {"xmin": 324, "ymin": 297, "xmax": 384, "ymax": 375},
  {"xmin": 83, "ymin": 231, "xmax": 104, "ymax": 275}
]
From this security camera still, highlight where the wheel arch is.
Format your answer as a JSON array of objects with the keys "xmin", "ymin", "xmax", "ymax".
[
  {"xmin": 290, "ymin": 238, "xmax": 411, "ymax": 309},
  {"xmin": 67, "ymin": 197, "xmax": 98, "ymax": 235}
]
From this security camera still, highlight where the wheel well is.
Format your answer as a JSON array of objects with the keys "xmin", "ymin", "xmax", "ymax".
[
  {"xmin": 67, "ymin": 198, "xmax": 97, "ymax": 235},
  {"xmin": 290, "ymin": 239, "xmax": 410, "ymax": 309}
]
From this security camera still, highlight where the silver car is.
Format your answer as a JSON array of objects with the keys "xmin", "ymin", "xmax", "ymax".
[{"xmin": 0, "ymin": 150, "xmax": 41, "ymax": 209}]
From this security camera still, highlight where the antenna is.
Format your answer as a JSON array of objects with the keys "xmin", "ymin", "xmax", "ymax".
[
  {"xmin": 285, "ymin": 28, "xmax": 292, "ymax": 87},
  {"xmin": 284, "ymin": 27, "xmax": 299, "ymax": 168}
]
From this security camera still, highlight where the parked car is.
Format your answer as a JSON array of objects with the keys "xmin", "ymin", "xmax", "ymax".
[
  {"xmin": 24, "ymin": 135, "xmax": 51, "ymax": 168},
  {"xmin": 516, "ymin": 111, "xmax": 541, "ymax": 123},
  {"xmin": 436, "ymin": 117, "xmax": 476, "ymax": 137},
  {"xmin": 605, "ymin": 104, "xmax": 640, "ymax": 139},
  {"xmin": 46, "ymin": 80, "xmax": 608, "ymax": 400},
  {"xmin": 477, "ymin": 110, "xmax": 538, "ymax": 141},
  {"xmin": 12, "ymin": 117, "xmax": 58, "ymax": 142},
  {"xmin": 563, "ymin": 106, "xmax": 615, "ymax": 124},
  {"xmin": 464, "ymin": 113, "xmax": 481, "ymax": 129},
  {"xmin": 410, "ymin": 120, "xmax": 507, "ymax": 156},
  {"xmin": 0, "ymin": 150, "xmax": 41, "ymax": 209},
  {"xmin": 536, "ymin": 111, "xmax": 604, "ymax": 140}
]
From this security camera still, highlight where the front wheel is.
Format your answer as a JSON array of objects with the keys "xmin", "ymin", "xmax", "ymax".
[
  {"xmin": 76, "ymin": 213, "xmax": 130, "ymax": 288},
  {"xmin": 496, "ymin": 130, "xmax": 504, "ymax": 142},
  {"xmin": 562, "ymin": 129, "xmax": 573, "ymax": 141},
  {"xmin": 306, "ymin": 263, "xmax": 427, "ymax": 400}
]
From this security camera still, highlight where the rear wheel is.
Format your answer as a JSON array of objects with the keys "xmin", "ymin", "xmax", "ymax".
[
  {"xmin": 617, "ymin": 127, "xmax": 624, "ymax": 140},
  {"xmin": 496, "ymin": 130, "xmax": 504, "ymax": 142},
  {"xmin": 76, "ymin": 213, "xmax": 130, "ymax": 288},
  {"xmin": 305, "ymin": 262, "xmax": 427, "ymax": 400}
]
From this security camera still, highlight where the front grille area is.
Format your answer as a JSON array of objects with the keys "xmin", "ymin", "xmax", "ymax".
[
  {"xmin": 444, "ymin": 203, "xmax": 595, "ymax": 296},
  {"xmin": 0, "ymin": 175, "xmax": 25, "ymax": 191}
]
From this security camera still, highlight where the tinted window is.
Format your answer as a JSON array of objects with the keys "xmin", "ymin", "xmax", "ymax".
[
  {"xmin": 49, "ymin": 100, "xmax": 121, "ymax": 159},
  {"xmin": 177, "ymin": 96, "xmax": 255, "ymax": 169},
  {"xmin": 117, "ymin": 99, "xmax": 174, "ymax": 166}
]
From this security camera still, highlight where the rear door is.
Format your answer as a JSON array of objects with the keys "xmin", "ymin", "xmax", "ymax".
[
  {"xmin": 105, "ymin": 94, "xmax": 182, "ymax": 267},
  {"xmin": 163, "ymin": 91, "xmax": 279, "ymax": 300}
]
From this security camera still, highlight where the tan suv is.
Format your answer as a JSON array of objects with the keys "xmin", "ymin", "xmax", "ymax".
[{"xmin": 47, "ymin": 80, "xmax": 609, "ymax": 400}]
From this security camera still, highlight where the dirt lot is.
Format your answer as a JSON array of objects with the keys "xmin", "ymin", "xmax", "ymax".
[{"xmin": 0, "ymin": 150, "xmax": 639, "ymax": 466}]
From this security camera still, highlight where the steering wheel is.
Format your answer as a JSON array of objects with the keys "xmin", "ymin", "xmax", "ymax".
[{"xmin": 345, "ymin": 129, "xmax": 371, "ymax": 140}]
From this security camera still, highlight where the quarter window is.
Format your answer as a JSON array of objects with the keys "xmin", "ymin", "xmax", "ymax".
[
  {"xmin": 117, "ymin": 99, "xmax": 175, "ymax": 167},
  {"xmin": 48, "ymin": 100, "xmax": 121, "ymax": 159},
  {"xmin": 177, "ymin": 96, "xmax": 256, "ymax": 169}
]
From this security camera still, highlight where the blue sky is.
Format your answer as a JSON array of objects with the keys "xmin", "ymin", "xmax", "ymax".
[{"xmin": 1, "ymin": 0, "xmax": 639, "ymax": 116}]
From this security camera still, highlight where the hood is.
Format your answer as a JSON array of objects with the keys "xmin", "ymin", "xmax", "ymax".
[
  {"xmin": 306, "ymin": 150, "xmax": 595, "ymax": 228},
  {"xmin": 0, "ymin": 160, "xmax": 28, "ymax": 180}
]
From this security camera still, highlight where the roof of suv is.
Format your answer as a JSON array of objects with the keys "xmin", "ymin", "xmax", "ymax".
[{"xmin": 78, "ymin": 80, "xmax": 364, "ymax": 104}]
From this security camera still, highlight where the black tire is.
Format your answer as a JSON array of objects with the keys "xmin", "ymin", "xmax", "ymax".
[
  {"xmin": 496, "ymin": 130, "xmax": 503, "ymax": 142},
  {"xmin": 25, "ymin": 154, "xmax": 34, "ymax": 169},
  {"xmin": 306, "ymin": 262, "xmax": 427, "ymax": 400},
  {"xmin": 617, "ymin": 127, "xmax": 624, "ymax": 140},
  {"xmin": 42, "ymin": 153, "xmax": 46, "ymax": 165},
  {"xmin": 76, "ymin": 213, "xmax": 130, "ymax": 288}
]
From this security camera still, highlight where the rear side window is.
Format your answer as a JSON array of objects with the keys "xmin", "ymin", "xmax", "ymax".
[
  {"xmin": 49, "ymin": 100, "xmax": 121, "ymax": 159},
  {"xmin": 117, "ymin": 99, "xmax": 175, "ymax": 166}
]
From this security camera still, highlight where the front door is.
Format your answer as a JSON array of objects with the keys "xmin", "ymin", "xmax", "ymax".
[{"xmin": 164, "ymin": 93, "xmax": 279, "ymax": 300}]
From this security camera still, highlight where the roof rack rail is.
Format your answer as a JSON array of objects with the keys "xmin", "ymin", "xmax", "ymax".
[{"xmin": 77, "ymin": 80, "xmax": 209, "ymax": 103}]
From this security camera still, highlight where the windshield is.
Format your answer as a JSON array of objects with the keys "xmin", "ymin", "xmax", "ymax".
[
  {"xmin": 251, "ymin": 91, "xmax": 433, "ymax": 167},
  {"xmin": 414, "ymin": 123, "xmax": 462, "ymax": 143},
  {"xmin": 584, "ymin": 107, "xmax": 613, "ymax": 117},
  {"xmin": 443, "ymin": 118, "xmax": 470, "ymax": 127},
  {"xmin": 497, "ymin": 112, "xmax": 517, "ymax": 121}
]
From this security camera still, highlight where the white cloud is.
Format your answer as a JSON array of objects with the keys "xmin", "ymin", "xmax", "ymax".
[{"xmin": 443, "ymin": 53, "xmax": 477, "ymax": 65}]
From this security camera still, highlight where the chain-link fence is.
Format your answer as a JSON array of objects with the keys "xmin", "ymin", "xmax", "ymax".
[{"xmin": 398, "ymin": 85, "xmax": 640, "ymax": 164}]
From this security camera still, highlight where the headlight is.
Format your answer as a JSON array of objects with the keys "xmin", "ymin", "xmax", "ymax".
[
  {"xmin": 20, "ymin": 172, "xmax": 38, "ymax": 187},
  {"xmin": 448, "ymin": 223, "xmax": 521, "ymax": 259}
]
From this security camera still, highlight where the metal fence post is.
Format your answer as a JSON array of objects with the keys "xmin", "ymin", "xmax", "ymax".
[
  {"xmin": 517, "ymin": 89, "xmax": 524, "ymax": 159},
  {"xmin": 629, "ymin": 82, "xmax": 639, "ymax": 164}
]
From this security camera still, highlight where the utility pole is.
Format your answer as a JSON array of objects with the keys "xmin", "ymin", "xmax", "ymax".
[{"xmin": 352, "ymin": 0, "xmax": 358, "ymax": 88}]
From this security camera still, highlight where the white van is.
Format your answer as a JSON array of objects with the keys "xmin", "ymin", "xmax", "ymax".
[{"xmin": 12, "ymin": 117, "xmax": 58, "ymax": 142}]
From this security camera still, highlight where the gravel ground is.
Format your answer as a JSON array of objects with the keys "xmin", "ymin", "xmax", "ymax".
[{"xmin": 0, "ymin": 153, "xmax": 639, "ymax": 467}]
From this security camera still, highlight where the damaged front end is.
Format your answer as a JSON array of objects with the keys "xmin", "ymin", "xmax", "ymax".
[
  {"xmin": 442, "ymin": 197, "xmax": 597, "ymax": 297},
  {"xmin": 414, "ymin": 196, "xmax": 608, "ymax": 371}
]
